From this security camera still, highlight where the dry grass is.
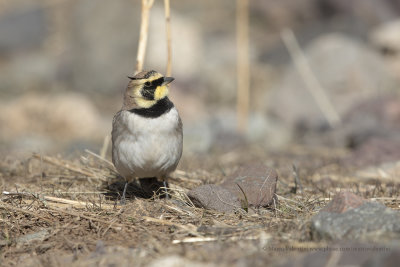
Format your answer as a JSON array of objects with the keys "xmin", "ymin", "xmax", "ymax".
[{"xmin": 1, "ymin": 147, "xmax": 399, "ymax": 266}]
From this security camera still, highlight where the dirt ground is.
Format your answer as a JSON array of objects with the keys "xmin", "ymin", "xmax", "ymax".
[{"xmin": 1, "ymin": 144, "xmax": 399, "ymax": 266}]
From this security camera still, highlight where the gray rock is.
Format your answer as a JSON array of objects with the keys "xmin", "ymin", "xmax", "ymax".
[
  {"xmin": 187, "ymin": 184, "xmax": 242, "ymax": 213},
  {"xmin": 322, "ymin": 191, "xmax": 366, "ymax": 213},
  {"xmin": 267, "ymin": 33, "xmax": 397, "ymax": 129},
  {"xmin": 312, "ymin": 202, "xmax": 400, "ymax": 241},
  {"xmin": 338, "ymin": 95, "xmax": 400, "ymax": 149},
  {"xmin": 221, "ymin": 163, "xmax": 278, "ymax": 208}
]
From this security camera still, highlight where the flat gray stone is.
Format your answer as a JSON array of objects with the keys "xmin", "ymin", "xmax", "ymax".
[
  {"xmin": 187, "ymin": 184, "xmax": 241, "ymax": 213},
  {"xmin": 312, "ymin": 202, "xmax": 400, "ymax": 241},
  {"xmin": 221, "ymin": 164, "xmax": 278, "ymax": 208}
]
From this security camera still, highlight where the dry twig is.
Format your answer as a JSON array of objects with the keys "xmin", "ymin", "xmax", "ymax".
[
  {"xmin": 43, "ymin": 196, "xmax": 116, "ymax": 210},
  {"xmin": 48, "ymin": 206, "xmax": 125, "ymax": 229},
  {"xmin": 32, "ymin": 153, "xmax": 111, "ymax": 181},
  {"xmin": 164, "ymin": 0, "xmax": 172, "ymax": 76},
  {"xmin": 85, "ymin": 149, "xmax": 114, "ymax": 168},
  {"xmin": 0, "ymin": 201, "xmax": 52, "ymax": 224},
  {"xmin": 136, "ymin": 0, "xmax": 155, "ymax": 73},
  {"xmin": 143, "ymin": 216, "xmax": 200, "ymax": 236},
  {"xmin": 281, "ymin": 28, "xmax": 341, "ymax": 127},
  {"xmin": 172, "ymin": 232, "xmax": 271, "ymax": 244},
  {"xmin": 32, "ymin": 153, "xmax": 96, "ymax": 178},
  {"xmin": 99, "ymin": 135, "xmax": 110, "ymax": 159}
]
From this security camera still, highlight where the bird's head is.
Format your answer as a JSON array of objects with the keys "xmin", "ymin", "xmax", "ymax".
[{"xmin": 123, "ymin": 70, "xmax": 174, "ymax": 109}]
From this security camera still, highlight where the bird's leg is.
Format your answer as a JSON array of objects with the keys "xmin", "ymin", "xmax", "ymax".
[
  {"xmin": 120, "ymin": 181, "xmax": 128, "ymax": 205},
  {"xmin": 162, "ymin": 176, "xmax": 169, "ymax": 199}
]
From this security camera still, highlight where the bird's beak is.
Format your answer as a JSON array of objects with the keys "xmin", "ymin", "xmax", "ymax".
[{"xmin": 162, "ymin": 77, "xmax": 175, "ymax": 85}]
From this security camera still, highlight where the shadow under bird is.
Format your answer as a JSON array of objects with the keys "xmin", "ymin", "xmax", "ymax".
[{"xmin": 111, "ymin": 70, "xmax": 183, "ymax": 202}]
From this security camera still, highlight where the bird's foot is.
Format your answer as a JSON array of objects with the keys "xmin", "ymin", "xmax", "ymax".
[
  {"xmin": 120, "ymin": 182, "xmax": 128, "ymax": 205},
  {"xmin": 163, "ymin": 180, "xmax": 170, "ymax": 199}
]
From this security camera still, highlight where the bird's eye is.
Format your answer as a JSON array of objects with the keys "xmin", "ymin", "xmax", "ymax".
[{"xmin": 145, "ymin": 81, "xmax": 151, "ymax": 87}]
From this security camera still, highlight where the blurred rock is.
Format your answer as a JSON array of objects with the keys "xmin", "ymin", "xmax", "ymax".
[
  {"xmin": 221, "ymin": 163, "xmax": 278, "ymax": 208},
  {"xmin": 321, "ymin": 191, "xmax": 366, "ymax": 213},
  {"xmin": 267, "ymin": 33, "xmax": 397, "ymax": 129},
  {"xmin": 253, "ymin": 0, "xmax": 400, "ymax": 34},
  {"xmin": 0, "ymin": 4, "xmax": 55, "ymax": 95},
  {"xmin": 340, "ymin": 95, "xmax": 400, "ymax": 148},
  {"xmin": 0, "ymin": 5, "xmax": 47, "ymax": 54},
  {"xmin": 370, "ymin": 19, "xmax": 400, "ymax": 78},
  {"xmin": 344, "ymin": 138, "xmax": 400, "ymax": 168},
  {"xmin": 300, "ymin": 94, "xmax": 400, "ymax": 149},
  {"xmin": 149, "ymin": 255, "xmax": 213, "ymax": 267},
  {"xmin": 318, "ymin": 0, "xmax": 400, "ymax": 24},
  {"xmin": 370, "ymin": 19, "xmax": 400, "ymax": 53},
  {"xmin": 187, "ymin": 184, "xmax": 242, "ymax": 213},
  {"xmin": 0, "ymin": 93, "xmax": 107, "ymax": 151},
  {"xmin": 312, "ymin": 200, "xmax": 400, "ymax": 241}
]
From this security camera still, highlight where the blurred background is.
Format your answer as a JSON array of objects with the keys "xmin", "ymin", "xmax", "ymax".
[{"xmin": 0, "ymin": 0, "xmax": 400, "ymax": 157}]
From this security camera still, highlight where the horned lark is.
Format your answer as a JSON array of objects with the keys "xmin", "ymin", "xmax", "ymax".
[{"xmin": 112, "ymin": 70, "xmax": 183, "ymax": 201}]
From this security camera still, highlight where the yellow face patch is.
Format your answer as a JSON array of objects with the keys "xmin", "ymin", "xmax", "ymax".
[
  {"xmin": 135, "ymin": 98, "xmax": 157, "ymax": 108},
  {"xmin": 154, "ymin": 85, "xmax": 169, "ymax": 100}
]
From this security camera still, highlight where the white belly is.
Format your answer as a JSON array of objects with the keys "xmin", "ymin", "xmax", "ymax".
[{"xmin": 112, "ymin": 108, "xmax": 183, "ymax": 179}]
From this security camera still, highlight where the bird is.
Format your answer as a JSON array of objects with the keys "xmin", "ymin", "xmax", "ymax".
[{"xmin": 111, "ymin": 70, "xmax": 183, "ymax": 202}]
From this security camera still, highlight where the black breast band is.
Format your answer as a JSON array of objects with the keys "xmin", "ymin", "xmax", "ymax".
[{"xmin": 129, "ymin": 97, "xmax": 174, "ymax": 118}]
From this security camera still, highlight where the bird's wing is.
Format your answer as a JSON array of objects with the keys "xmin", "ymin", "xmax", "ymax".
[{"xmin": 111, "ymin": 110, "xmax": 126, "ymax": 165}]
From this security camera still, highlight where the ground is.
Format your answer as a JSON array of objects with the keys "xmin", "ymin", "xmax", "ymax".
[{"xmin": 1, "ymin": 144, "xmax": 399, "ymax": 266}]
